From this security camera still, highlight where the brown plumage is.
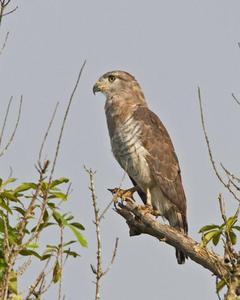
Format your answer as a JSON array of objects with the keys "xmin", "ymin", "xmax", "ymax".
[{"xmin": 93, "ymin": 70, "xmax": 188, "ymax": 264}]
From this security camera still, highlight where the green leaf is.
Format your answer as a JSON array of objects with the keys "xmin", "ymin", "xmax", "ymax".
[
  {"xmin": 26, "ymin": 243, "xmax": 39, "ymax": 249},
  {"xmin": 47, "ymin": 202, "xmax": 56, "ymax": 209},
  {"xmin": 19, "ymin": 249, "xmax": 41, "ymax": 259},
  {"xmin": 212, "ymin": 231, "xmax": 221, "ymax": 246},
  {"xmin": 233, "ymin": 225, "xmax": 240, "ymax": 231},
  {"xmin": 31, "ymin": 222, "xmax": 54, "ymax": 233},
  {"xmin": 41, "ymin": 254, "xmax": 51, "ymax": 261},
  {"xmin": 53, "ymin": 260, "xmax": 61, "ymax": 283},
  {"xmin": 43, "ymin": 209, "xmax": 49, "ymax": 222},
  {"xmin": 50, "ymin": 177, "xmax": 69, "ymax": 188},
  {"xmin": 49, "ymin": 192, "xmax": 68, "ymax": 201},
  {"xmin": 67, "ymin": 224, "xmax": 88, "ymax": 247},
  {"xmin": 13, "ymin": 206, "xmax": 26, "ymax": 216},
  {"xmin": 14, "ymin": 182, "xmax": 37, "ymax": 193},
  {"xmin": 63, "ymin": 249, "xmax": 80, "ymax": 258},
  {"xmin": 1, "ymin": 178, "xmax": 16, "ymax": 187},
  {"xmin": 70, "ymin": 222, "xmax": 85, "ymax": 230},
  {"xmin": 62, "ymin": 240, "xmax": 76, "ymax": 247},
  {"xmin": 229, "ymin": 231, "xmax": 237, "ymax": 245},
  {"xmin": 202, "ymin": 230, "xmax": 220, "ymax": 245},
  {"xmin": 1, "ymin": 191, "xmax": 18, "ymax": 201},
  {"xmin": 9, "ymin": 271, "xmax": 18, "ymax": 294},
  {"xmin": 216, "ymin": 279, "xmax": 227, "ymax": 293},
  {"xmin": 52, "ymin": 210, "xmax": 64, "ymax": 226},
  {"xmin": 226, "ymin": 216, "xmax": 237, "ymax": 230},
  {"xmin": 64, "ymin": 214, "xmax": 74, "ymax": 221},
  {"xmin": 0, "ymin": 198, "xmax": 12, "ymax": 214},
  {"xmin": 199, "ymin": 224, "xmax": 219, "ymax": 233}
]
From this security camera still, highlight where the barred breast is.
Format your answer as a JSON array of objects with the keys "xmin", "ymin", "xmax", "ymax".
[{"xmin": 110, "ymin": 115, "xmax": 152, "ymax": 191}]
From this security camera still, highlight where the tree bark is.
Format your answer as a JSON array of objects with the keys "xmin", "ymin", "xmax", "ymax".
[{"xmin": 116, "ymin": 201, "xmax": 229, "ymax": 279}]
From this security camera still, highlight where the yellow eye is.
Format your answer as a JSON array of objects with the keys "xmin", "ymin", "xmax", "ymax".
[{"xmin": 108, "ymin": 75, "xmax": 116, "ymax": 83}]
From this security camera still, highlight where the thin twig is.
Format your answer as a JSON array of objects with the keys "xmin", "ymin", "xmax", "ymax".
[
  {"xmin": 221, "ymin": 163, "xmax": 240, "ymax": 189},
  {"xmin": 198, "ymin": 87, "xmax": 240, "ymax": 203},
  {"xmin": 0, "ymin": 96, "xmax": 13, "ymax": 148},
  {"xmin": 58, "ymin": 225, "xmax": 64, "ymax": 300},
  {"xmin": 86, "ymin": 168, "xmax": 102, "ymax": 300},
  {"xmin": 38, "ymin": 102, "xmax": 59, "ymax": 163},
  {"xmin": 49, "ymin": 60, "xmax": 86, "ymax": 182},
  {"xmin": 0, "ymin": 95, "xmax": 23, "ymax": 158},
  {"xmin": 218, "ymin": 194, "xmax": 227, "ymax": 223},
  {"xmin": 2, "ymin": 5, "xmax": 17, "ymax": 16},
  {"xmin": 27, "ymin": 62, "xmax": 86, "ymax": 247},
  {"xmin": 102, "ymin": 238, "xmax": 119, "ymax": 276},
  {"xmin": 0, "ymin": 30, "xmax": 9, "ymax": 55},
  {"xmin": 99, "ymin": 171, "xmax": 126, "ymax": 221},
  {"xmin": 231, "ymin": 93, "xmax": 240, "ymax": 106}
]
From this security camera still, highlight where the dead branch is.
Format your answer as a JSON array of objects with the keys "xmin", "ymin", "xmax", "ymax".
[{"xmin": 116, "ymin": 200, "xmax": 228, "ymax": 279}]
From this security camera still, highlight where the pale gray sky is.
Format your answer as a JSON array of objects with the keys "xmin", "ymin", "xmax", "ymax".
[{"xmin": 1, "ymin": 1, "xmax": 240, "ymax": 299}]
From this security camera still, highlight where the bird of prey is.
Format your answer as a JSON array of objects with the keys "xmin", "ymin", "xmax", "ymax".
[{"xmin": 93, "ymin": 71, "xmax": 188, "ymax": 264}]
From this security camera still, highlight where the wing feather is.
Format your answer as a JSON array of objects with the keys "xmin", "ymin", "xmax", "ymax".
[{"xmin": 132, "ymin": 106, "xmax": 187, "ymax": 218}]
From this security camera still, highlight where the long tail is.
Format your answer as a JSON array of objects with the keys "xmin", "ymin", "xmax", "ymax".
[{"xmin": 168, "ymin": 209, "xmax": 188, "ymax": 264}]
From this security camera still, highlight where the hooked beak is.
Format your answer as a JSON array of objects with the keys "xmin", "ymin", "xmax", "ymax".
[
  {"xmin": 93, "ymin": 80, "xmax": 108, "ymax": 95},
  {"xmin": 93, "ymin": 82, "xmax": 101, "ymax": 95}
]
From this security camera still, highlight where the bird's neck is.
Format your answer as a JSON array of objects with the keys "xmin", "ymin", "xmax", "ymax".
[{"xmin": 104, "ymin": 95, "xmax": 147, "ymax": 138}]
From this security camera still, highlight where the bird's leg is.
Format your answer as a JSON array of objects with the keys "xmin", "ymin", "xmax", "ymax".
[
  {"xmin": 138, "ymin": 188, "xmax": 154, "ymax": 215},
  {"xmin": 146, "ymin": 188, "xmax": 152, "ymax": 206}
]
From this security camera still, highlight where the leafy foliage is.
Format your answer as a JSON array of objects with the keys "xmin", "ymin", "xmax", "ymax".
[
  {"xmin": 199, "ymin": 214, "xmax": 239, "ymax": 247},
  {"xmin": 0, "ymin": 174, "xmax": 87, "ymax": 297}
]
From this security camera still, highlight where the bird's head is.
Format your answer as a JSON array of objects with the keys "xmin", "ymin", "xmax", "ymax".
[{"xmin": 93, "ymin": 70, "xmax": 146, "ymax": 105}]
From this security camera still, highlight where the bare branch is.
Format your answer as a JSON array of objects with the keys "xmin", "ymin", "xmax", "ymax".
[
  {"xmin": 116, "ymin": 200, "xmax": 228, "ymax": 279},
  {"xmin": 198, "ymin": 87, "xmax": 240, "ymax": 203}
]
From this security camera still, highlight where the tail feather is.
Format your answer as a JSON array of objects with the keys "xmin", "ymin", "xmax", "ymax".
[{"xmin": 167, "ymin": 209, "xmax": 188, "ymax": 264}]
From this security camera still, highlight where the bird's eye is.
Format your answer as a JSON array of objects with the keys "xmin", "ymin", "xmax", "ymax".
[{"xmin": 108, "ymin": 75, "xmax": 116, "ymax": 83}]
